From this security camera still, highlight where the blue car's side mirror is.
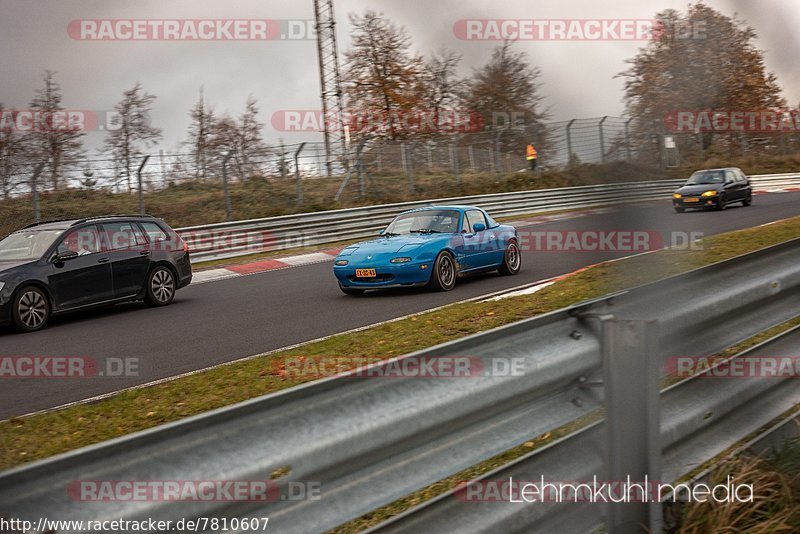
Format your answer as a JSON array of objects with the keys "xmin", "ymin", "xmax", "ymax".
[{"xmin": 472, "ymin": 223, "xmax": 486, "ymax": 233}]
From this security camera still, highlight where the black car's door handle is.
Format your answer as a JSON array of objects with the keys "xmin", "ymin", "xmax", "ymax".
[
  {"xmin": 97, "ymin": 257, "xmax": 110, "ymax": 264},
  {"xmin": 139, "ymin": 250, "xmax": 151, "ymax": 256}
]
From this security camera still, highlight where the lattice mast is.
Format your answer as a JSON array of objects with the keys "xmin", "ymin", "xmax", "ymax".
[{"xmin": 313, "ymin": 0, "xmax": 347, "ymax": 175}]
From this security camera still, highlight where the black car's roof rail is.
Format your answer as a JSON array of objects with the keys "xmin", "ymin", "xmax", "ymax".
[
  {"xmin": 21, "ymin": 218, "xmax": 81, "ymax": 229},
  {"xmin": 20, "ymin": 214, "xmax": 157, "ymax": 230},
  {"xmin": 71, "ymin": 214, "xmax": 157, "ymax": 226}
]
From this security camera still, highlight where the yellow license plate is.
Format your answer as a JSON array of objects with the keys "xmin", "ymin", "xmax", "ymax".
[
  {"xmin": 356, "ymin": 268, "xmax": 377, "ymax": 278},
  {"xmin": 683, "ymin": 197, "xmax": 699, "ymax": 203}
]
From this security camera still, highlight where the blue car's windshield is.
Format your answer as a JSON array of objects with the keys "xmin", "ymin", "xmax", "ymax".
[
  {"xmin": 686, "ymin": 170, "xmax": 724, "ymax": 185},
  {"xmin": 384, "ymin": 210, "xmax": 460, "ymax": 235},
  {"xmin": 0, "ymin": 229, "xmax": 64, "ymax": 261}
]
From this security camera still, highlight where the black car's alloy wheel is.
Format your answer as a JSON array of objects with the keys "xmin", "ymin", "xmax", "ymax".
[
  {"xmin": 428, "ymin": 251, "xmax": 457, "ymax": 291},
  {"xmin": 716, "ymin": 194, "xmax": 727, "ymax": 210},
  {"xmin": 145, "ymin": 267, "xmax": 176, "ymax": 306},
  {"xmin": 12, "ymin": 286, "xmax": 50, "ymax": 332},
  {"xmin": 742, "ymin": 193, "xmax": 752, "ymax": 206},
  {"xmin": 498, "ymin": 240, "xmax": 522, "ymax": 275}
]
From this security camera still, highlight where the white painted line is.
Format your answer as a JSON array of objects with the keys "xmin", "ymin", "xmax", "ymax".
[
  {"xmin": 192, "ymin": 268, "xmax": 240, "ymax": 284},
  {"xmin": 483, "ymin": 280, "xmax": 557, "ymax": 301},
  {"xmin": 276, "ymin": 252, "xmax": 336, "ymax": 266}
]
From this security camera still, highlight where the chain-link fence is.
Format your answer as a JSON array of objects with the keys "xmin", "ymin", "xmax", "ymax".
[{"xmin": 2, "ymin": 115, "xmax": 800, "ymax": 235}]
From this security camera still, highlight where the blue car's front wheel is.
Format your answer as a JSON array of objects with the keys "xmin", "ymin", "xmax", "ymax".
[{"xmin": 428, "ymin": 251, "xmax": 457, "ymax": 292}]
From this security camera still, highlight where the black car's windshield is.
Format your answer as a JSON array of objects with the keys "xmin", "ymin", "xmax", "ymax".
[
  {"xmin": 685, "ymin": 170, "xmax": 725, "ymax": 185},
  {"xmin": 384, "ymin": 210, "xmax": 460, "ymax": 235},
  {"xmin": 0, "ymin": 229, "xmax": 64, "ymax": 261}
]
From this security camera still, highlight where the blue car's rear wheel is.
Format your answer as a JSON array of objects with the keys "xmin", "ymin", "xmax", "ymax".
[
  {"xmin": 498, "ymin": 240, "xmax": 521, "ymax": 276},
  {"xmin": 428, "ymin": 251, "xmax": 457, "ymax": 291}
]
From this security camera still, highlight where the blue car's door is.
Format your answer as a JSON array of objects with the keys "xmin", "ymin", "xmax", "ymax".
[{"xmin": 461, "ymin": 209, "xmax": 497, "ymax": 270}]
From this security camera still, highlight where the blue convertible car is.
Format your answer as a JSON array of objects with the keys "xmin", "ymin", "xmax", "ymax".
[{"xmin": 333, "ymin": 205, "xmax": 521, "ymax": 294}]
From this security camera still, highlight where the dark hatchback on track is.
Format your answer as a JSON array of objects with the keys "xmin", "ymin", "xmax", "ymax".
[
  {"xmin": 0, "ymin": 215, "xmax": 192, "ymax": 332},
  {"xmin": 672, "ymin": 167, "xmax": 753, "ymax": 212}
]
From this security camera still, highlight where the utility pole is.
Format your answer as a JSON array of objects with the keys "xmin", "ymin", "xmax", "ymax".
[{"xmin": 313, "ymin": 0, "xmax": 347, "ymax": 176}]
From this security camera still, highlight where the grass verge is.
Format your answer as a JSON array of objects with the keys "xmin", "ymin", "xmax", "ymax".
[
  {"xmin": 2, "ymin": 215, "xmax": 800, "ymax": 476},
  {"xmin": 672, "ymin": 434, "xmax": 800, "ymax": 533}
]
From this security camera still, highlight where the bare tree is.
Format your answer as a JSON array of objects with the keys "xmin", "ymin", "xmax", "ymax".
[
  {"xmin": 26, "ymin": 70, "xmax": 85, "ymax": 190},
  {"xmin": 237, "ymin": 95, "xmax": 267, "ymax": 179},
  {"xmin": 421, "ymin": 48, "xmax": 466, "ymax": 136},
  {"xmin": 0, "ymin": 103, "xmax": 27, "ymax": 199},
  {"xmin": 104, "ymin": 82, "xmax": 162, "ymax": 192},
  {"xmin": 185, "ymin": 88, "xmax": 215, "ymax": 180}
]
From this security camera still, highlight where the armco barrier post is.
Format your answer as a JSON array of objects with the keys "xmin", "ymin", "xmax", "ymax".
[{"xmin": 603, "ymin": 318, "xmax": 662, "ymax": 534}]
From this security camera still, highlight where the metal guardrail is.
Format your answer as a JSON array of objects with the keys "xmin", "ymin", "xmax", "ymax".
[
  {"xmin": 1, "ymin": 238, "xmax": 799, "ymax": 533},
  {"xmin": 179, "ymin": 173, "xmax": 800, "ymax": 262}
]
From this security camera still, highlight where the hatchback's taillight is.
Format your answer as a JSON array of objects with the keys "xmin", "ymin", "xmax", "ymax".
[{"xmin": 183, "ymin": 240, "xmax": 190, "ymax": 253}]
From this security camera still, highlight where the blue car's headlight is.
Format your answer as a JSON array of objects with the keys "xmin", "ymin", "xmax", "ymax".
[
  {"xmin": 390, "ymin": 257, "xmax": 412, "ymax": 263},
  {"xmin": 334, "ymin": 260, "xmax": 349, "ymax": 266}
]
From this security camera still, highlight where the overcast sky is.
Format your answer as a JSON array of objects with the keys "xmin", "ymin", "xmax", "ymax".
[{"xmin": 1, "ymin": 0, "xmax": 797, "ymax": 153}]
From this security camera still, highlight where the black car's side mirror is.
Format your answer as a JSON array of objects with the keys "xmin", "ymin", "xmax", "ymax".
[{"xmin": 52, "ymin": 250, "xmax": 78, "ymax": 263}]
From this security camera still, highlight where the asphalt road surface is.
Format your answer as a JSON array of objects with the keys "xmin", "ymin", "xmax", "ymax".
[{"xmin": 2, "ymin": 193, "xmax": 799, "ymax": 418}]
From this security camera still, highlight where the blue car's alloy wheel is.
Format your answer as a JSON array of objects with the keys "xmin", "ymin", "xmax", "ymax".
[
  {"xmin": 498, "ymin": 241, "xmax": 522, "ymax": 276},
  {"xmin": 428, "ymin": 251, "xmax": 457, "ymax": 291}
]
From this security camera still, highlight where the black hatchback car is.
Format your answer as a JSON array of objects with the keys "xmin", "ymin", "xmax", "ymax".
[
  {"xmin": 672, "ymin": 167, "xmax": 753, "ymax": 213},
  {"xmin": 0, "ymin": 215, "xmax": 192, "ymax": 332}
]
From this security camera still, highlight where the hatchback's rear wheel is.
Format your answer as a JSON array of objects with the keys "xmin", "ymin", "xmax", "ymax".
[
  {"xmin": 145, "ymin": 266, "xmax": 176, "ymax": 306},
  {"xmin": 12, "ymin": 286, "xmax": 50, "ymax": 332},
  {"xmin": 742, "ymin": 193, "xmax": 753, "ymax": 206}
]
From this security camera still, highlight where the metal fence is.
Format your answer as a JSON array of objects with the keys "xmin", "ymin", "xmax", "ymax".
[
  {"xmin": 3, "ymin": 114, "xmax": 800, "ymax": 216},
  {"xmin": 2, "ymin": 238, "xmax": 799, "ymax": 533}
]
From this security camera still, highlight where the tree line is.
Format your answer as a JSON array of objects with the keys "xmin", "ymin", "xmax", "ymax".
[{"xmin": 0, "ymin": 2, "xmax": 791, "ymax": 198}]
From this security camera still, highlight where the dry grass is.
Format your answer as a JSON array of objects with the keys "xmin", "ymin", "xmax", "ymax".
[{"xmin": 675, "ymin": 439, "xmax": 800, "ymax": 533}]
